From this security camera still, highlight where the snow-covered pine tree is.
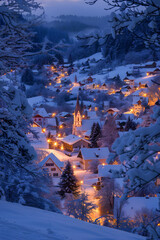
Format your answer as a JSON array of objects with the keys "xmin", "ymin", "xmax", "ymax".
[
  {"xmin": 21, "ymin": 68, "xmax": 34, "ymax": 85},
  {"xmin": 66, "ymin": 192, "xmax": 96, "ymax": 222},
  {"xmin": 90, "ymin": 122, "xmax": 101, "ymax": 148},
  {"xmin": 98, "ymin": 115, "xmax": 119, "ymax": 150},
  {"xmin": 0, "ymin": 86, "xmax": 60, "ymax": 213},
  {"xmin": 107, "ymin": 106, "xmax": 160, "ymax": 238},
  {"xmin": 58, "ymin": 161, "xmax": 80, "ymax": 199},
  {"xmin": 85, "ymin": 0, "xmax": 160, "ymax": 48}
]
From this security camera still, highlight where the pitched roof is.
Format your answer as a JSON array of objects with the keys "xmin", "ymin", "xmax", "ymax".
[
  {"xmin": 80, "ymin": 147, "xmax": 109, "ymax": 161},
  {"xmin": 62, "ymin": 134, "xmax": 81, "ymax": 145},
  {"xmin": 33, "ymin": 108, "xmax": 48, "ymax": 118},
  {"xmin": 76, "ymin": 119, "xmax": 102, "ymax": 132},
  {"xmin": 39, "ymin": 153, "xmax": 64, "ymax": 169},
  {"xmin": 98, "ymin": 164, "xmax": 122, "ymax": 178}
]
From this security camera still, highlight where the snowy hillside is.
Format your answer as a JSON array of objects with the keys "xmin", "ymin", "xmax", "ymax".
[{"xmin": 0, "ymin": 201, "xmax": 145, "ymax": 240}]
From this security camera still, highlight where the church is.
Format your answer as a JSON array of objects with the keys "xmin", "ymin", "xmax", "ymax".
[{"xmin": 72, "ymin": 95, "xmax": 102, "ymax": 137}]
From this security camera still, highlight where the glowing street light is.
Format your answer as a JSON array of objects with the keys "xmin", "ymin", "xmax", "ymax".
[{"xmin": 42, "ymin": 128, "xmax": 46, "ymax": 133}]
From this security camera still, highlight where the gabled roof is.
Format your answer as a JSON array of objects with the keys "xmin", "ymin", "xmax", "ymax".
[
  {"xmin": 39, "ymin": 153, "xmax": 64, "ymax": 169},
  {"xmin": 98, "ymin": 164, "xmax": 122, "ymax": 178},
  {"xmin": 33, "ymin": 108, "xmax": 48, "ymax": 118},
  {"xmin": 62, "ymin": 134, "xmax": 81, "ymax": 145},
  {"xmin": 76, "ymin": 119, "xmax": 102, "ymax": 132},
  {"xmin": 107, "ymin": 108, "xmax": 119, "ymax": 113},
  {"xmin": 80, "ymin": 147, "xmax": 109, "ymax": 161}
]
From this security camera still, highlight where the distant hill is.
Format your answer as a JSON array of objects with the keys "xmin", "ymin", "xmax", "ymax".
[{"xmin": 48, "ymin": 15, "xmax": 111, "ymax": 33}]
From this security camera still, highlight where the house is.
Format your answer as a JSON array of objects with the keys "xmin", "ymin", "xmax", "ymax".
[
  {"xmin": 106, "ymin": 108, "xmax": 119, "ymax": 116},
  {"xmin": 33, "ymin": 108, "xmax": 49, "ymax": 128},
  {"xmin": 123, "ymin": 77, "xmax": 134, "ymax": 86},
  {"xmin": 98, "ymin": 164, "xmax": 123, "ymax": 182},
  {"xmin": 78, "ymin": 147, "xmax": 110, "ymax": 170},
  {"xmin": 86, "ymin": 76, "xmax": 93, "ymax": 83},
  {"xmin": 61, "ymin": 134, "xmax": 90, "ymax": 152},
  {"xmin": 39, "ymin": 153, "xmax": 64, "ymax": 178}
]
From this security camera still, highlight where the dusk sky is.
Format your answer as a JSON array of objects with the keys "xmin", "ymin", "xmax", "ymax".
[{"xmin": 41, "ymin": 0, "xmax": 108, "ymax": 20}]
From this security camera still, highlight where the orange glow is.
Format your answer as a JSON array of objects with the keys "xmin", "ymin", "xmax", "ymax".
[
  {"xmin": 58, "ymin": 133, "xmax": 61, "ymax": 137},
  {"xmin": 82, "ymin": 115, "xmax": 85, "ymax": 118},
  {"xmin": 102, "ymin": 163, "xmax": 105, "ymax": 166},
  {"xmin": 95, "ymin": 107, "xmax": 98, "ymax": 111},
  {"xmin": 94, "ymin": 98, "xmax": 96, "ymax": 101},
  {"xmin": 73, "ymin": 165, "xmax": 76, "ymax": 169},
  {"xmin": 157, "ymin": 223, "xmax": 160, "ymax": 226},
  {"xmin": 80, "ymin": 180, "xmax": 83, "ymax": 184},
  {"xmin": 52, "ymin": 113, "xmax": 56, "ymax": 117},
  {"xmin": 93, "ymin": 186, "xmax": 96, "ymax": 190},
  {"xmin": 59, "ymin": 125, "xmax": 63, "ymax": 129},
  {"xmin": 49, "ymin": 83, "xmax": 51, "ymax": 86},
  {"xmin": 61, "ymin": 146, "xmax": 64, "ymax": 150},
  {"xmin": 146, "ymin": 72, "xmax": 149, "ymax": 76},
  {"xmin": 42, "ymin": 128, "xmax": 46, "ymax": 133},
  {"xmin": 47, "ymin": 139, "xmax": 51, "ymax": 143},
  {"xmin": 54, "ymin": 142, "xmax": 57, "ymax": 146}
]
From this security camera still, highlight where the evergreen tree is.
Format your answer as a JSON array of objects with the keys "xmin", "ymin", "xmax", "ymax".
[
  {"xmin": 66, "ymin": 192, "xmax": 96, "ymax": 222},
  {"xmin": 68, "ymin": 53, "xmax": 73, "ymax": 64},
  {"xmin": 74, "ymin": 75, "xmax": 77, "ymax": 83},
  {"xmin": 98, "ymin": 115, "xmax": 119, "ymax": 150},
  {"xmin": 0, "ymin": 86, "xmax": 59, "ymax": 212},
  {"xmin": 90, "ymin": 123, "xmax": 101, "ymax": 148},
  {"xmin": 58, "ymin": 161, "xmax": 80, "ymax": 199},
  {"xmin": 125, "ymin": 117, "xmax": 137, "ymax": 131},
  {"xmin": 21, "ymin": 68, "xmax": 34, "ymax": 85}
]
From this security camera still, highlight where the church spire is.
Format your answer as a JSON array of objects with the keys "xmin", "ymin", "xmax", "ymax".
[{"xmin": 75, "ymin": 94, "xmax": 82, "ymax": 115}]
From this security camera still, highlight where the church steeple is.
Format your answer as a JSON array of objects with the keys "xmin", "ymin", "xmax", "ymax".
[
  {"xmin": 75, "ymin": 94, "xmax": 82, "ymax": 115},
  {"xmin": 72, "ymin": 94, "xmax": 83, "ymax": 135}
]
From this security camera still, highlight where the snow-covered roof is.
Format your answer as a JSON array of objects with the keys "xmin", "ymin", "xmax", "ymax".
[
  {"xmin": 77, "ymin": 119, "xmax": 101, "ymax": 132},
  {"xmin": 107, "ymin": 108, "xmax": 119, "ymax": 112},
  {"xmin": 27, "ymin": 96, "xmax": 45, "ymax": 107},
  {"xmin": 33, "ymin": 107, "xmax": 48, "ymax": 118},
  {"xmin": 115, "ymin": 197, "xmax": 159, "ymax": 219},
  {"xmin": 84, "ymin": 130, "xmax": 91, "ymax": 137},
  {"xmin": 80, "ymin": 147, "xmax": 109, "ymax": 161},
  {"xmin": 61, "ymin": 134, "xmax": 81, "ymax": 145},
  {"xmin": 46, "ymin": 117, "xmax": 56, "ymax": 126},
  {"xmin": 57, "ymin": 112, "xmax": 71, "ymax": 117},
  {"xmin": 39, "ymin": 153, "xmax": 64, "ymax": 169},
  {"xmin": 98, "ymin": 164, "xmax": 122, "ymax": 178},
  {"xmin": 87, "ymin": 111, "xmax": 98, "ymax": 119}
]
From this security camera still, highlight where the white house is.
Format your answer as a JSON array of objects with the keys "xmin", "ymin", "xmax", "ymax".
[
  {"xmin": 78, "ymin": 147, "xmax": 110, "ymax": 170},
  {"xmin": 33, "ymin": 107, "xmax": 49, "ymax": 128},
  {"xmin": 61, "ymin": 134, "xmax": 90, "ymax": 152},
  {"xmin": 39, "ymin": 153, "xmax": 64, "ymax": 178}
]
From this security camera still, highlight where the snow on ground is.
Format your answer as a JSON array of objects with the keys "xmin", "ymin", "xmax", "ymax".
[
  {"xmin": 27, "ymin": 96, "xmax": 45, "ymax": 107},
  {"xmin": 0, "ymin": 201, "xmax": 145, "ymax": 240},
  {"xmin": 74, "ymin": 52, "xmax": 103, "ymax": 65}
]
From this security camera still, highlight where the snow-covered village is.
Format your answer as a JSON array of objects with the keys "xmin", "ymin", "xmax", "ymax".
[{"xmin": 1, "ymin": 1, "xmax": 160, "ymax": 240}]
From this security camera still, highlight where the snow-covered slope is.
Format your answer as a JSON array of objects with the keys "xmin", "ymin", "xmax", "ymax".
[{"xmin": 0, "ymin": 201, "xmax": 145, "ymax": 240}]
